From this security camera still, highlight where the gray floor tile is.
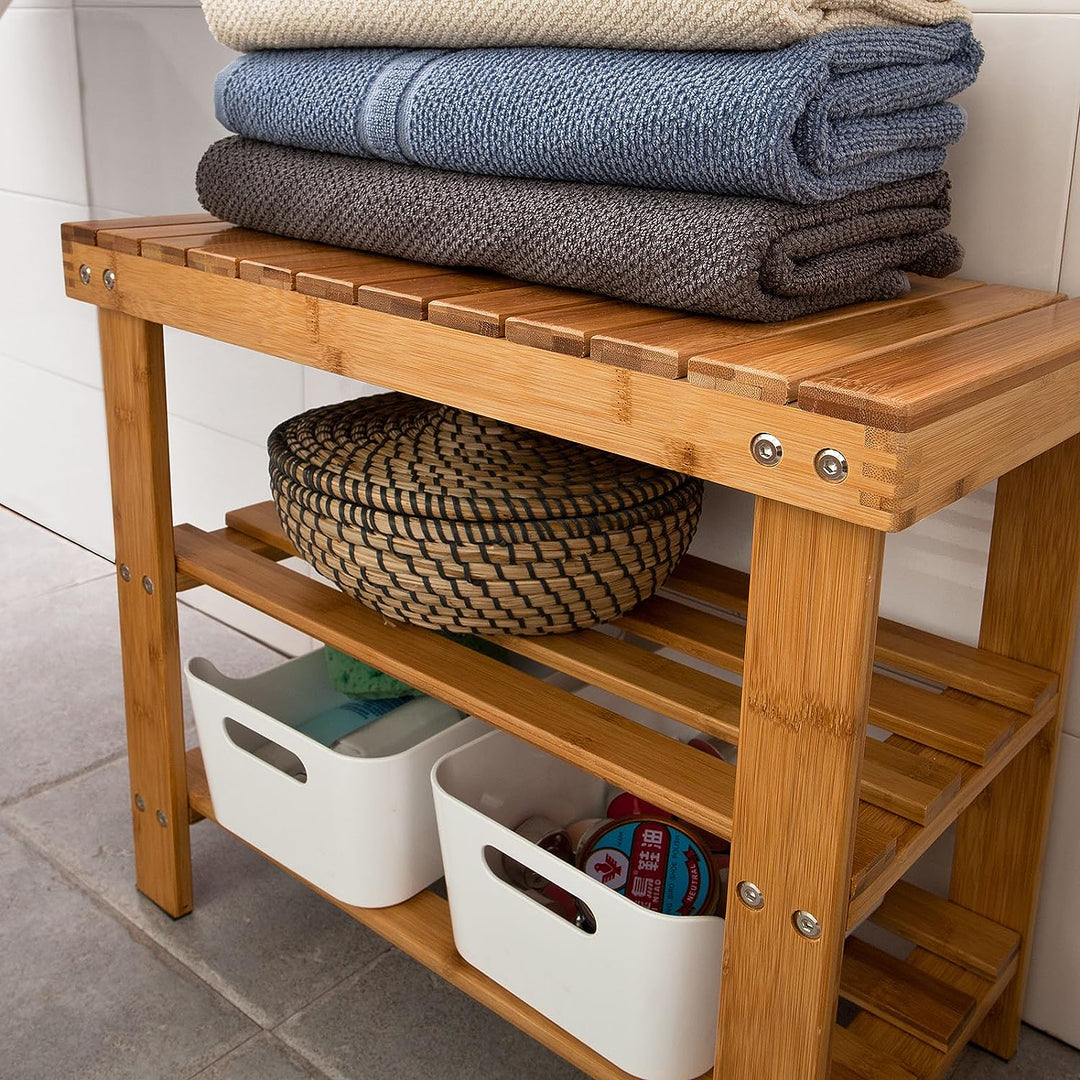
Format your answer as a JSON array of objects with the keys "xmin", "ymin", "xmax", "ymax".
[
  {"xmin": 190, "ymin": 1033, "xmax": 327, "ymax": 1080},
  {"xmin": 0, "ymin": 574, "xmax": 286, "ymax": 804},
  {"xmin": 5, "ymin": 756, "xmax": 389, "ymax": 1028},
  {"xmin": 0, "ymin": 506, "xmax": 112, "ymax": 610},
  {"xmin": 276, "ymin": 949, "xmax": 586, "ymax": 1080},
  {"xmin": 0, "ymin": 825, "xmax": 254, "ymax": 1080},
  {"xmin": 953, "ymin": 1027, "xmax": 1080, "ymax": 1079}
]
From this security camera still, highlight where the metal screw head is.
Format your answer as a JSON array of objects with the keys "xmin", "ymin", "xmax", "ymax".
[
  {"xmin": 736, "ymin": 881, "xmax": 765, "ymax": 910},
  {"xmin": 156, "ymin": 809, "xmax": 168, "ymax": 827},
  {"xmin": 119, "ymin": 563, "xmax": 131, "ymax": 582},
  {"xmin": 78, "ymin": 264, "xmax": 92, "ymax": 286},
  {"xmin": 750, "ymin": 433, "xmax": 783, "ymax": 468},
  {"xmin": 793, "ymin": 910, "xmax": 822, "ymax": 939},
  {"xmin": 142, "ymin": 576, "xmax": 154, "ymax": 595},
  {"xmin": 103, "ymin": 268, "xmax": 117, "ymax": 291},
  {"xmin": 814, "ymin": 449, "xmax": 848, "ymax": 484},
  {"xmin": 134, "ymin": 794, "xmax": 146, "ymax": 812}
]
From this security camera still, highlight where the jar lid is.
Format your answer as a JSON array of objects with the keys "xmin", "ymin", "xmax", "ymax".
[{"xmin": 268, "ymin": 393, "xmax": 690, "ymax": 522}]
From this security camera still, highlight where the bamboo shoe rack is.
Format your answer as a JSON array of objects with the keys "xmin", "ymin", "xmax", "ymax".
[{"xmin": 61, "ymin": 213, "xmax": 1080, "ymax": 1080}]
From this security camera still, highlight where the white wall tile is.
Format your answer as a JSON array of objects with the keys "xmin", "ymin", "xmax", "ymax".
[
  {"xmin": 946, "ymin": 14, "xmax": 1080, "ymax": 290},
  {"xmin": 0, "ymin": 191, "xmax": 101, "ymax": 388},
  {"xmin": 685, "ymin": 484, "xmax": 994, "ymax": 646},
  {"xmin": 0, "ymin": 8, "xmax": 87, "ymax": 204},
  {"xmin": 166, "ymin": 414, "xmax": 313, "ymax": 654},
  {"xmin": 74, "ymin": 6, "xmax": 232, "ymax": 214},
  {"xmin": 163, "ymin": 329, "xmax": 304, "ymax": 447},
  {"xmin": 1025, "ymin": 731, "xmax": 1080, "ymax": 1046},
  {"xmin": 0, "ymin": 355, "xmax": 113, "ymax": 557},
  {"xmin": 6, "ymin": 2, "xmax": 71, "ymax": 15}
]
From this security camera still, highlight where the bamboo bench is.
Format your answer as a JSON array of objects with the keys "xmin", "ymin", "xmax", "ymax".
[{"xmin": 62, "ymin": 213, "xmax": 1080, "ymax": 1080}]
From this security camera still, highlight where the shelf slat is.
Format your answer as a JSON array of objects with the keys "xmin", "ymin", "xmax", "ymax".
[
  {"xmin": 830, "ymin": 1027, "xmax": 919, "ymax": 1080},
  {"xmin": 845, "ymin": 946, "xmax": 1019, "ymax": 1080},
  {"xmin": 846, "ymin": 693, "xmax": 1058, "ymax": 927},
  {"xmin": 840, "ymin": 937, "xmax": 977, "ymax": 1054},
  {"xmin": 868, "ymin": 881, "xmax": 1020, "ymax": 982},
  {"xmin": 174, "ymin": 524, "xmax": 736, "ymax": 842},
  {"xmin": 665, "ymin": 553, "xmax": 1057, "ymax": 715},
  {"xmin": 619, "ymin": 592, "xmax": 1019, "ymax": 767}
]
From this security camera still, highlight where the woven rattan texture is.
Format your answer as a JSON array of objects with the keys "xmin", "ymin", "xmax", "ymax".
[{"xmin": 269, "ymin": 394, "xmax": 703, "ymax": 634}]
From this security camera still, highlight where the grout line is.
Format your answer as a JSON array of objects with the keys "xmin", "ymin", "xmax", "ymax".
[
  {"xmin": 270, "ymin": 946, "xmax": 395, "ymax": 1034},
  {"xmin": 0, "ymin": 817, "xmax": 259, "ymax": 1039},
  {"xmin": 0, "ymin": 570, "xmax": 115, "ymax": 614},
  {"xmin": 182, "ymin": 1030, "xmax": 332, "ymax": 1080},
  {"xmin": 0, "ymin": 748, "xmax": 127, "ymax": 809}
]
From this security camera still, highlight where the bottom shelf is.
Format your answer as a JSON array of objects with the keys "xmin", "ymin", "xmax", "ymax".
[{"xmin": 185, "ymin": 748, "xmax": 1020, "ymax": 1080}]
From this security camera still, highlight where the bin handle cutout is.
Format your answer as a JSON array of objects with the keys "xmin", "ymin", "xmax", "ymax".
[
  {"xmin": 483, "ymin": 845, "xmax": 596, "ymax": 935},
  {"xmin": 223, "ymin": 716, "xmax": 308, "ymax": 783}
]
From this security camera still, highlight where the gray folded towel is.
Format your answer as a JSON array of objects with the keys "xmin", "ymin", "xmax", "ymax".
[{"xmin": 196, "ymin": 136, "xmax": 963, "ymax": 322}]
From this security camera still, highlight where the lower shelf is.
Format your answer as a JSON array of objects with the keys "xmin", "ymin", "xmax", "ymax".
[{"xmin": 186, "ymin": 747, "xmax": 1019, "ymax": 1080}]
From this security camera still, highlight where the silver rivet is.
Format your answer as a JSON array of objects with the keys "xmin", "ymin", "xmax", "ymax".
[
  {"xmin": 750, "ymin": 433, "xmax": 783, "ymax": 468},
  {"xmin": 793, "ymin": 910, "xmax": 822, "ymax": 939},
  {"xmin": 119, "ymin": 563, "xmax": 131, "ymax": 582},
  {"xmin": 737, "ymin": 881, "xmax": 765, "ymax": 910},
  {"xmin": 134, "ymin": 794, "xmax": 146, "ymax": 812},
  {"xmin": 142, "ymin": 576, "xmax": 154, "ymax": 595},
  {"xmin": 814, "ymin": 449, "xmax": 848, "ymax": 484},
  {"xmin": 103, "ymin": 268, "xmax": 117, "ymax": 290},
  {"xmin": 78, "ymin": 264, "xmax": 92, "ymax": 286},
  {"xmin": 156, "ymin": 810, "xmax": 168, "ymax": 827}
]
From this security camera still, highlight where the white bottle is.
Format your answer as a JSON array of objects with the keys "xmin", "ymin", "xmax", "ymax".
[{"xmin": 331, "ymin": 697, "xmax": 465, "ymax": 758}]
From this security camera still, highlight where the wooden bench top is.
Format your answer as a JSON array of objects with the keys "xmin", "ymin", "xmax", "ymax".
[{"xmin": 62, "ymin": 214, "xmax": 1080, "ymax": 533}]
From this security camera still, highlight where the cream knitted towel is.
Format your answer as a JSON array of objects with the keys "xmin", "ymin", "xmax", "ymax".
[{"xmin": 201, "ymin": 0, "xmax": 971, "ymax": 52}]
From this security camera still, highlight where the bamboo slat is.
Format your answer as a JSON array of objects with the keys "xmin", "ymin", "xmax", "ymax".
[
  {"xmin": 868, "ymin": 881, "xmax": 1019, "ymax": 982},
  {"xmin": 685, "ymin": 284, "xmax": 1057, "ymax": 403},
  {"xmin": 799, "ymin": 299, "xmax": 1080, "ymax": 431},
  {"xmin": 592, "ymin": 279, "xmax": 984, "ymax": 378},
  {"xmin": 663, "ymin": 554, "xmax": 1057, "ymax": 715},
  {"xmin": 356, "ymin": 272, "xmax": 519, "ymax": 319},
  {"xmin": 428, "ymin": 285, "xmax": 597, "ymax": 336}
]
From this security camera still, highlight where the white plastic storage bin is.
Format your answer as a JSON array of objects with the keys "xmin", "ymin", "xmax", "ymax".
[
  {"xmin": 186, "ymin": 647, "xmax": 487, "ymax": 907},
  {"xmin": 432, "ymin": 728, "xmax": 726, "ymax": 1080}
]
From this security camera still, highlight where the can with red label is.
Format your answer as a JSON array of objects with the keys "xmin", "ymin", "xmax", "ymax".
[{"xmin": 577, "ymin": 816, "xmax": 720, "ymax": 917}]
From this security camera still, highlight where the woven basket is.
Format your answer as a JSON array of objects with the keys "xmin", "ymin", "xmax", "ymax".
[{"xmin": 268, "ymin": 395, "xmax": 703, "ymax": 634}]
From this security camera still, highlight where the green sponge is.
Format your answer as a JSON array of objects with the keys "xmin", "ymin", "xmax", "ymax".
[
  {"xmin": 325, "ymin": 648, "xmax": 423, "ymax": 701},
  {"xmin": 325, "ymin": 634, "xmax": 513, "ymax": 700}
]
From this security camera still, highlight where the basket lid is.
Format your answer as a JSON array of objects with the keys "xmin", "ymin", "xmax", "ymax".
[{"xmin": 268, "ymin": 393, "xmax": 690, "ymax": 522}]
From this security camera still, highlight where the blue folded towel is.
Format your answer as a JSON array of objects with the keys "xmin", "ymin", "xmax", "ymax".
[{"xmin": 215, "ymin": 24, "xmax": 981, "ymax": 204}]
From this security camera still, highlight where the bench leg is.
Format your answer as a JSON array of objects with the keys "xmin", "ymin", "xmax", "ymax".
[
  {"xmin": 99, "ymin": 308, "xmax": 192, "ymax": 918},
  {"xmin": 949, "ymin": 434, "xmax": 1080, "ymax": 1058},
  {"xmin": 715, "ymin": 499, "xmax": 885, "ymax": 1079}
]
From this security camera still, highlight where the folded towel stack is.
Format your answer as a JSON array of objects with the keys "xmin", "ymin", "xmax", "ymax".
[{"xmin": 196, "ymin": 0, "xmax": 982, "ymax": 322}]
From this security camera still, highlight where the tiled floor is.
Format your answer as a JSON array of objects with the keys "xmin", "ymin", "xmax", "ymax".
[{"xmin": 1, "ymin": 505, "xmax": 1079, "ymax": 1080}]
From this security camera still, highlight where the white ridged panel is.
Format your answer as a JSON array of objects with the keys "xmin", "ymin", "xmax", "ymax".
[
  {"xmin": 0, "ymin": 355, "xmax": 113, "ymax": 557},
  {"xmin": 0, "ymin": 7, "xmax": 87, "ymax": 202},
  {"xmin": 74, "ymin": 5, "xmax": 232, "ymax": 213},
  {"xmin": 1025, "ymin": 732, "xmax": 1080, "ymax": 1047},
  {"xmin": 946, "ymin": 14, "xmax": 1080, "ymax": 290},
  {"xmin": 0, "ymin": 191, "xmax": 100, "ymax": 387}
]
